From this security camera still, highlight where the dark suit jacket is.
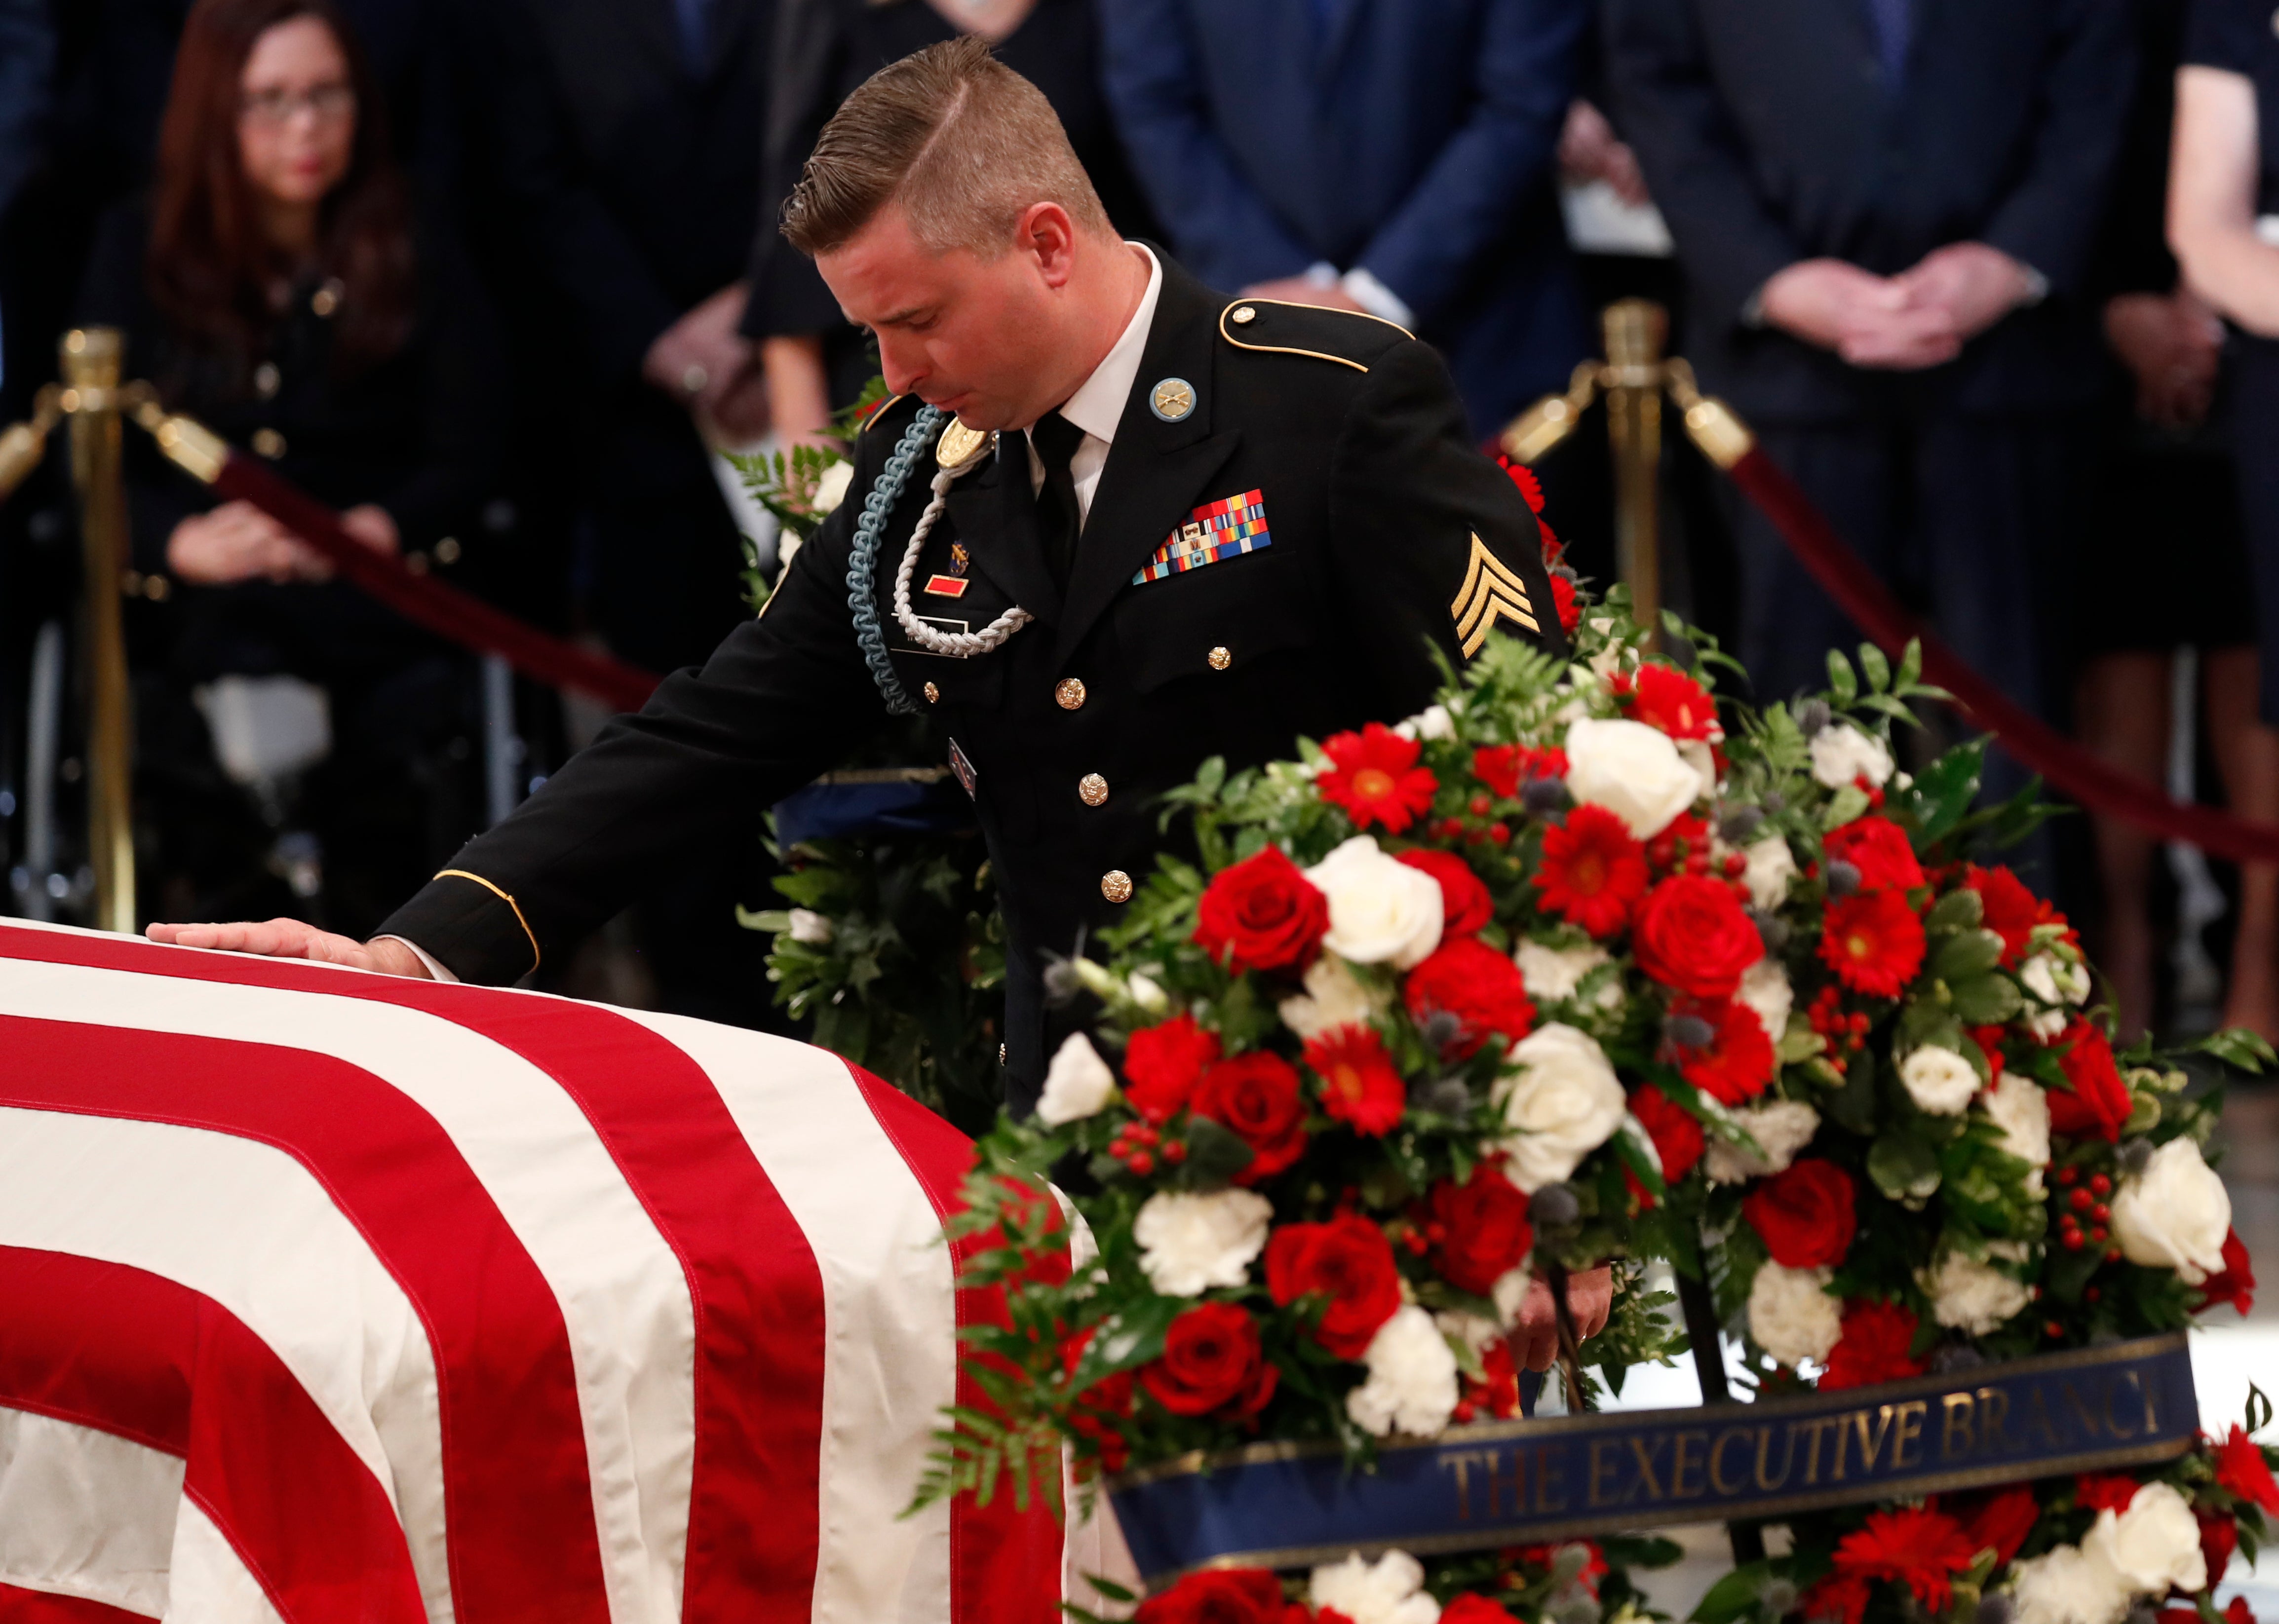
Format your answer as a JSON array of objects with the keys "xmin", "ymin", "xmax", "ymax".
[
  {"xmin": 1099, "ymin": 0, "xmax": 1589, "ymax": 436},
  {"xmin": 379, "ymin": 259, "xmax": 1565, "ymax": 1114},
  {"xmin": 1602, "ymin": 0, "xmax": 2136, "ymax": 422}
]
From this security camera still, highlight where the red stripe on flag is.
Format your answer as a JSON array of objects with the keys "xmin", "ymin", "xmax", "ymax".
[
  {"xmin": 845, "ymin": 1065, "xmax": 1064, "ymax": 1624},
  {"xmin": 0, "ymin": 1247, "xmax": 426, "ymax": 1624},
  {"xmin": 0, "ymin": 1017, "xmax": 603, "ymax": 1624},
  {"xmin": 0, "ymin": 1584, "xmax": 157, "ymax": 1624},
  {"xmin": 0, "ymin": 926, "xmax": 831, "ymax": 1623}
]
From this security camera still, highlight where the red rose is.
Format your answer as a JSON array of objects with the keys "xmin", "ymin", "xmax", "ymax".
[
  {"xmin": 2202, "ymin": 1511, "xmax": 2240, "ymax": 1587},
  {"xmin": 1304, "ymin": 1024, "xmax": 1407, "ymax": 1135},
  {"xmin": 1953, "ymin": 1485, "xmax": 2041, "ymax": 1564},
  {"xmin": 1440, "ymin": 1600, "xmax": 1522, "ymax": 1624},
  {"xmin": 1829, "ymin": 1505, "xmax": 1977, "ymax": 1611},
  {"xmin": 1399, "ymin": 848, "xmax": 1494, "ymax": 936},
  {"xmin": 1403, "ymin": 937, "xmax": 1536, "ymax": 1058},
  {"xmin": 1533, "ymin": 804, "xmax": 1651, "ymax": 938},
  {"xmin": 1630, "ymin": 1084, "xmax": 1706, "ymax": 1184},
  {"xmin": 1136, "ymin": 1569, "xmax": 1288, "ymax": 1624},
  {"xmin": 1428, "ymin": 1160, "xmax": 1535, "ymax": 1294},
  {"xmin": 2074, "ymin": 1474, "xmax": 2141, "ymax": 1514},
  {"xmin": 1965, "ymin": 864, "xmax": 2059, "ymax": 966},
  {"xmin": 2200, "ymin": 1230, "xmax": 2257, "ymax": 1316},
  {"xmin": 1671, "ymin": 996, "xmax": 1777, "ymax": 1106},
  {"xmin": 1195, "ymin": 846, "xmax": 1329, "ymax": 975},
  {"xmin": 1265, "ymin": 1212, "xmax": 1403, "ymax": 1358},
  {"xmin": 1634, "ymin": 873, "xmax": 1763, "ymax": 998},
  {"xmin": 1062, "ymin": 1326, "xmax": 1136, "ymax": 1472},
  {"xmin": 1471, "ymin": 743, "xmax": 1568, "ymax": 799},
  {"xmin": 1818, "ymin": 888, "xmax": 1927, "ymax": 998},
  {"xmin": 1824, "ymin": 817, "xmax": 1926, "ymax": 893},
  {"xmin": 2048, "ymin": 1020, "xmax": 2130, "ymax": 1142},
  {"xmin": 1819, "ymin": 1298, "xmax": 1925, "ymax": 1391},
  {"xmin": 1318, "ymin": 722, "xmax": 1438, "ymax": 834},
  {"xmin": 1623, "ymin": 664, "xmax": 1720, "ymax": 742},
  {"xmin": 1123, "ymin": 1014, "xmax": 1221, "ymax": 1123},
  {"xmin": 2216, "ymin": 1424, "xmax": 2279, "ymax": 1514},
  {"xmin": 1193, "ymin": 1052, "xmax": 1309, "ymax": 1182},
  {"xmin": 1139, "ymin": 1302, "xmax": 1277, "ymax": 1418},
  {"xmin": 1742, "ymin": 1159, "xmax": 1857, "ymax": 1268}
]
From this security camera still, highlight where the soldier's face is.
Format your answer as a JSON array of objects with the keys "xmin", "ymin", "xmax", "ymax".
[{"xmin": 817, "ymin": 203, "xmax": 1082, "ymax": 431}]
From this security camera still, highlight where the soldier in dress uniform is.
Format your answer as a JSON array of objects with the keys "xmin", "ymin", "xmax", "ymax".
[{"xmin": 149, "ymin": 36, "xmax": 1568, "ymax": 1124}]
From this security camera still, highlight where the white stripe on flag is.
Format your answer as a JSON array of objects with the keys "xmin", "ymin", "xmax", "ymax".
[
  {"xmin": 621, "ymin": 1013, "xmax": 957, "ymax": 1624},
  {"xmin": 168, "ymin": 1498, "xmax": 289, "ymax": 1624},
  {"xmin": 0, "ymin": 1403, "xmax": 180, "ymax": 1617}
]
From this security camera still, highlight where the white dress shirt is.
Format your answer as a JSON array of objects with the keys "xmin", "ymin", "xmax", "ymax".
[{"xmin": 1023, "ymin": 242, "xmax": 1163, "ymax": 529}]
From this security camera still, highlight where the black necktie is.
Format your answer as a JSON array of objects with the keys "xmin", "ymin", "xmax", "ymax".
[{"xmin": 1031, "ymin": 412, "xmax": 1086, "ymax": 593}]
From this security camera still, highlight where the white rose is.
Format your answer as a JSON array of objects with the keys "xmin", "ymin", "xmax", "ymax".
[
  {"xmin": 1310, "ymin": 1550, "xmax": 1441, "ymax": 1624},
  {"xmin": 2022, "ymin": 952, "xmax": 2091, "ymax": 1009},
  {"xmin": 2112, "ymin": 1137, "xmax": 2232, "ymax": 1284},
  {"xmin": 1983, "ymin": 1072, "xmax": 2051, "ymax": 1172},
  {"xmin": 1919, "ymin": 1248, "xmax": 2031, "ymax": 1336},
  {"xmin": 1125, "ymin": 971, "xmax": 1170, "ymax": 1015},
  {"xmin": 1899, "ymin": 1045, "xmax": 1980, "ymax": 1115},
  {"xmin": 1737, "ymin": 959, "xmax": 1793, "ymax": 1045},
  {"xmin": 1747, "ymin": 1261, "xmax": 1841, "ymax": 1368},
  {"xmin": 1036, "ymin": 1032, "xmax": 1116, "ymax": 1126},
  {"xmin": 1393, "ymin": 704, "xmax": 1455, "ymax": 742},
  {"xmin": 1346, "ymin": 1304, "xmax": 1461, "ymax": 1439},
  {"xmin": 1515, "ymin": 940, "xmax": 1621, "ymax": 1010},
  {"xmin": 2087, "ymin": 1483, "xmax": 2208, "ymax": 1596},
  {"xmin": 2011, "ymin": 1542, "xmax": 2131, "ymax": 1624},
  {"xmin": 1680, "ymin": 739, "xmax": 1722, "ymax": 799},
  {"xmin": 1809, "ymin": 723, "xmax": 1894, "ymax": 791},
  {"xmin": 786, "ymin": 907, "xmax": 835, "ymax": 945},
  {"xmin": 1706, "ymin": 1100, "xmax": 1821, "ymax": 1184},
  {"xmin": 1306, "ymin": 836, "xmax": 1445, "ymax": 969},
  {"xmin": 1133, "ymin": 1188, "xmax": 1274, "ymax": 1297},
  {"xmin": 1563, "ymin": 717, "xmax": 1703, "ymax": 838},
  {"xmin": 1491, "ymin": 1023, "xmax": 1626, "ymax": 1191},
  {"xmin": 810, "ymin": 457, "xmax": 855, "ymax": 516},
  {"xmin": 1279, "ymin": 954, "xmax": 1387, "ymax": 1040},
  {"xmin": 1742, "ymin": 833, "xmax": 1798, "ymax": 911}
]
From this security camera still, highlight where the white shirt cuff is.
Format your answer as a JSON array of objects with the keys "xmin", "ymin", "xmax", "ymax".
[
  {"xmin": 1340, "ymin": 267, "xmax": 1415, "ymax": 329},
  {"xmin": 375, "ymin": 934, "xmax": 458, "ymax": 983}
]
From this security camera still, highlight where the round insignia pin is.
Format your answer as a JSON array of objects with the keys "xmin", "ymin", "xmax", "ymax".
[
  {"xmin": 934, "ymin": 417, "xmax": 993, "ymax": 472},
  {"xmin": 1150, "ymin": 377, "xmax": 1197, "ymax": 422}
]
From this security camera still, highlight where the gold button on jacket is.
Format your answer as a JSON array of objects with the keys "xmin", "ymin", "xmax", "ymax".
[
  {"xmin": 1100, "ymin": 870, "xmax": 1134, "ymax": 904},
  {"xmin": 1055, "ymin": 678, "xmax": 1086, "ymax": 710},
  {"xmin": 1078, "ymin": 773, "xmax": 1109, "ymax": 806}
]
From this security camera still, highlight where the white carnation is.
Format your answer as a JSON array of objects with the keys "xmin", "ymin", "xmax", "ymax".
[
  {"xmin": 1515, "ymin": 940, "xmax": 1621, "ymax": 1010},
  {"xmin": 786, "ymin": 907, "xmax": 835, "ymax": 945},
  {"xmin": 2022, "ymin": 951, "xmax": 2091, "ymax": 1009},
  {"xmin": 1036, "ymin": 1032, "xmax": 1116, "ymax": 1126},
  {"xmin": 1736, "ymin": 959, "xmax": 1793, "ymax": 1045},
  {"xmin": 1394, "ymin": 704, "xmax": 1455, "ymax": 742},
  {"xmin": 1345, "ymin": 1305, "xmax": 1461, "ymax": 1439},
  {"xmin": 1435, "ymin": 1308, "xmax": 1504, "ymax": 1361},
  {"xmin": 2112, "ymin": 1137, "xmax": 2232, "ymax": 1284},
  {"xmin": 2086, "ymin": 1482, "xmax": 2208, "ymax": 1596},
  {"xmin": 811, "ymin": 457, "xmax": 855, "ymax": 515},
  {"xmin": 1747, "ymin": 1261, "xmax": 1841, "ymax": 1368},
  {"xmin": 1133, "ymin": 1188, "xmax": 1274, "ymax": 1297},
  {"xmin": 1920, "ymin": 1248, "xmax": 2031, "ymax": 1336},
  {"xmin": 1306, "ymin": 835, "xmax": 1445, "ymax": 969},
  {"xmin": 1809, "ymin": 723, "xmax": 1894, "ymax": 791},
  {"xmin": 1278, "ymin": 954, "xmax": 1386, "ymax": 1040},
  {"xmin": 1742, "ymin": 832, "xmax": 1798, "ymax": 911},
  {"xmin": 1563, "ymin": 717, "xmax": 1702, "ymax": 839},
  {"xmin": 1984, "ymin": 1072, "xmax": 2052, "ymax": 1193},
  {"xmin": 1491, "ymin": 1265, "xmax": 1534, "ymax": 1326},
  {"xmin": 1310, "ymin": 1550, "xmax": 1442, "ymax": 1624},
  {"xmin": 1492, "ymin": 1023, "xmax": 1626, "ymax": 1191},
  {"xmin": 1899, "ymin": 1045, "xmax": 1980, "ymax": 1115},
  {"xmin": 2011, "ymin": 1541, "xmax": 2131, "ymax": 1624},
  {"xmin": 1706, "ymin": 1100, "xmax": 1821, "ymax": 1183}
]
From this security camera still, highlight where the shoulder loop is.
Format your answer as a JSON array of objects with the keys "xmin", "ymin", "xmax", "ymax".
[{"xmin": 1217, "ymin": 298, "xmax": 1415, "ymax": 374}]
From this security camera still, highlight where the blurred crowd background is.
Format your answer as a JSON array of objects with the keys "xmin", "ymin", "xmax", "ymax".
[{"xmin": 1, "ymin": 0, "xmax": 2276, "ymax": 1048}]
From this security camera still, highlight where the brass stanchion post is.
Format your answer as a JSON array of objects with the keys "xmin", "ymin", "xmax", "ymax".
[
  {"xmin": 60, "ymin": 328, "xmax": 136, "ymax": 933},
  {"xmin": 1600, "ymin": 300, "xmax": 1666, "ymax": 648}
]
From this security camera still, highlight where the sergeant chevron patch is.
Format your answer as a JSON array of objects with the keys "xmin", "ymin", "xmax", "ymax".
[{"xmin": 1451, "ymin": 531, "xmax": 1541, "ymax": 656}]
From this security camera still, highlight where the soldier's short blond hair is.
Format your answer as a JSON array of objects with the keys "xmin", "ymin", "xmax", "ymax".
[{"xmin": 781, "ymin": 36, "xmax": 1112, "ymax": 259}]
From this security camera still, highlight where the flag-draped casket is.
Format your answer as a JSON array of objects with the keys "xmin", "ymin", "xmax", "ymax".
[{"xmin": 0, "ymin": 919, "xmax": 1063, "ymax": 1624}]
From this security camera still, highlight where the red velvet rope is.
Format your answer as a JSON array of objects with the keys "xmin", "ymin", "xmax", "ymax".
[
  {"xmin": 1726, "ymin": 445, "xmax": 2279, "ymax": 865},
  {"xmin": 211, "ymin": 452, "xmax": 661, "ymax": 713}
]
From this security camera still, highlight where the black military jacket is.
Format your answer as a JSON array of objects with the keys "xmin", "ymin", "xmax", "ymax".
[{"xmin": 379, "ymin": 257, "xmax": 1566, "ymax": 1112}]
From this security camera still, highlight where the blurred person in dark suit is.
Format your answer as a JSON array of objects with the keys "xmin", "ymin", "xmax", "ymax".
[
  {"xmin": 1096, "ymin": 0, "xmax": 1588, "ymax": 440},
  {"xmin": 1605, "ymin": 0, "xmax": 2134, "ymax": 730},
  {"xmin": 77, "ymin": 0, "xmax": 502, "ymax": 932},
  {"xmin": 745, "ymin": 0, "xmax": 1158, "ymax": 439},
  {"xmin": 0, "ymin": 0, "xmax": 54, "ymax": 398}
]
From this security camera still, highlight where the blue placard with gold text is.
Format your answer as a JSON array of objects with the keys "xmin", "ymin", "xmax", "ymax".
[{"xmin": 1108, "ymin": 1333, "xmax": 2197, "ymax": 1586}]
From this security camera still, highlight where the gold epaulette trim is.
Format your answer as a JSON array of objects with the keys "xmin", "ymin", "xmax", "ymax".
[
  {"xmin": 1217, "ymin": 299, "xmax": 1414, "ymax": 373},
  {"xmin": 434, "ymin": 869, "xmax": 541, "ymax": 973},
  {"xmin": 859, "ymin": 392, "xmax": 908, "ymax": 432}
]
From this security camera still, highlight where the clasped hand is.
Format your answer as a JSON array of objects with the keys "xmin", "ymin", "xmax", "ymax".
[
  {"xmin": 1760, "ymin": 243, "xmax": 2035, "ymax": 370},
  {"xmin": 165, "ymin": 499, "xmax": 398, "ymax": 585}
]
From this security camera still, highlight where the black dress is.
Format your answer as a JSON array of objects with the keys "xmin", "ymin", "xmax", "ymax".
[
  {"xmin": 75, "ymin": 199, "xmax": 506, "ymax": 933},
  {"xmin": 742, "ymin": 0, "xmax": 1161, "ymax": 405}
]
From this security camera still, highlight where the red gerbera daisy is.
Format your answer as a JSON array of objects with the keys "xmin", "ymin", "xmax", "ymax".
[
  {"xmin": 1965, "ymin": 864, "xmax": 2062, "ymax": 966},
  {"xmin": 1671, "ymin": 996, "xmax": 1777, "ymax": 1105},
  {"xmin": 1549, "ymin": 572, "xmax": 1581, "ymax": 636},
  {"xmin": 1829, "ymin": 1506, "xmax": 1979, "ymax": 1613},
  {"xmin": 1819, "ymin": 1298, "xmax": 1925, "ymax": 1390},
  {"xmin": 1471, "ymin": 743, "xmax": 1569, "ymax": 800},
  {"xmin": 1317, "ymin": 723, "xmax": 1437, "ymax": 834},
  {"xmin": 1823, "ymin": 816, "xmax": 1926, "ymax": 893},
  {"xmin": 1818, "ymin": 888, "xmax": 1927, "ymax": 997},
  {"xmin": 1623, "ymin": 664, "xmax": 1720, "ymax": 742},
  {"xmin": 1533, "ymin": 804, "xmax": 1650, "ymax": 937},
  {"xmin": 2217, "ymin": 1424, "xmax": 2279, "ymax": 1514},
  {"xmin": 1501, "ymin": 455, "xmax": 1547, "ymax": 514},
  {"xmin": 1304, "ymin": 1024, "xmax": 1407, "ymax": 1135}
]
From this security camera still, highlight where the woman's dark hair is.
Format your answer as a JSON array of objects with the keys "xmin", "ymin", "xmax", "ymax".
[{"xmin": 148, "ymin": 0, "xmax": 415, "ymax": 379}]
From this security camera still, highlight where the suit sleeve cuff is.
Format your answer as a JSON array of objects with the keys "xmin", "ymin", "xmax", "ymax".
[
  {"xmin": 375, "ymin": 935, "xmax": 459, "ymax": 983},
  {"xmin": 1341, "ymin": 266, "xmax": 1416, "ymax": 329}
]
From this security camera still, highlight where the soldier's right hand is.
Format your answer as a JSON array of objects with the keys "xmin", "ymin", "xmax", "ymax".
[{"xmin": 145, "ymin": 917, "xmax": 434, "ymax": 979}]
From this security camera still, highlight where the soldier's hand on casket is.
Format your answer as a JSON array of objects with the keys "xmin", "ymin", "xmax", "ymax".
[
  {"xmin": 1511, "ymin": 1265, "xmax": 1616, "ymax": 1372},
  {"xmin": 146, "ymin": 917, "xmax": 433, "ymax": 978}
]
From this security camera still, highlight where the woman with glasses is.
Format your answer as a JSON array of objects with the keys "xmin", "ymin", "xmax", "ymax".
[{"xmin": 76, "ymin": 0, "xmax": 502, "ymax": 934}]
